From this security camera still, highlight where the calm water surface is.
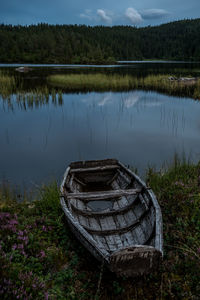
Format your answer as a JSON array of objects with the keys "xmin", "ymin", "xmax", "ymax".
[{"xmin": 1, "ymin": 63, "xmax": 200, "ymax": 189}]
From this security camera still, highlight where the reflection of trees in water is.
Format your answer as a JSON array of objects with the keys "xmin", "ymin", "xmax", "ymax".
[{"xmin": 0, "ymin": 87, "xmax": 63, "ymax": 111}]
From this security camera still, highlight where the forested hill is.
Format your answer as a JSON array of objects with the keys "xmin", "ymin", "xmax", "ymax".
[{"xmin": 0, "ymin": 19, "xmax": 200, "ymax": 64}]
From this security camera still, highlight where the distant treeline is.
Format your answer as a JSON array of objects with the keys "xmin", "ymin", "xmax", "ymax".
[{"xmin": 0, "ymin": 19, "xmax": 200, "ymax": 64}]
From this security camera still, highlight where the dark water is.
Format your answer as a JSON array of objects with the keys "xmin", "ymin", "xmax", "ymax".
[{"xmin": 1, "ymin": 62, "xmax": 200, "ymax": 190}]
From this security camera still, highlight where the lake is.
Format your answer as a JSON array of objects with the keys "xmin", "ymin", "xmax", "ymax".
[{"xmin": 1, "ymin": 62, "xmax": 200, "ymax": 191}]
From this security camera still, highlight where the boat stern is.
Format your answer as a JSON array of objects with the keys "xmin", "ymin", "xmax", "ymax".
[{"xmin": 109, "ymin": 245, "xmax": 162, "ymax": 277}]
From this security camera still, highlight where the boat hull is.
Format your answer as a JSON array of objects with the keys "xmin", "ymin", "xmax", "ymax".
[{"xmin": 60, "ymin": 159, "xmax": 163, "ymax": 277}]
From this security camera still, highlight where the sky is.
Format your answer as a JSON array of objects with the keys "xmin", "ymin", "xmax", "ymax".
[{"xmin": 0, "ymin": 0, "xmax": 199, "ymax": 27}]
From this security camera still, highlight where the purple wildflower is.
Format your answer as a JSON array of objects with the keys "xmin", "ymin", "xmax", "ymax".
[
  {"xmin": 42, "ymin": 225, "xmax": 47, "ymax": 232},
  {"xmin": 40, "ymin": 250, "xmax": 46, "ymax": 258},
  {"xmin": 12, "ymin": 244, "xmax": 17, "ymax": 250}
]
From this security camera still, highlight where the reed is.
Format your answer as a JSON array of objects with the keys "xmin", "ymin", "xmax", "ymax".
[
  {"xmin": 48, "ymin": 73, "xmax": 200, "ymax": 99},
  {"xmin": 1, "ymin": 86, "xmax": 63, "ymax": 110},
  {"xmin": 0, "ymin": 71, "xmax": 16, "ymax": 98}
]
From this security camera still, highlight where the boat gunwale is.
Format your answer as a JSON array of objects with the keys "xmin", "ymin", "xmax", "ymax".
[{"xmin": 60, "ymin": 166, "xmax": 110, "ymax": 261}]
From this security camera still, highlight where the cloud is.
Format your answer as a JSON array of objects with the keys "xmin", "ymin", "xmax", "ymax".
[
  {"xmin": 80, "ymin": 9, "xmax": 96, "ymax": 21},
  {"xmin": 98, "ymin": 94, "xmax": 112, "ymax": 106},
  {"xmin": 80, "ymin": 8, "xmax": 113, "ymax": 24},
  {"xmin": 125, "ymin": 8, "xmax": 143, "ymax": 24},
  {"xmin": 124, "ymin": 94, "xmax": 140, "ymax": 108},
  {"xmin": 81, "ymin": 93, "xmax": 112, "ymax": 107},
  {"xmin": 142, "ymin": 9, "xmax": 169, "ymax": 20},
  {"xmin": 97, "ymin": 9, "xmax": 112, "ymax": 24}
]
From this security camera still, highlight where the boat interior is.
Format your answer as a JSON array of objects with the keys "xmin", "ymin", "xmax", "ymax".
[{"xmin": 62, "ymin": 159, "xmax": 156, "ymax": 253}]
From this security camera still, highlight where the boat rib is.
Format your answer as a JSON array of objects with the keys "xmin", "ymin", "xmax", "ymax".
[
  {"xmin": 70, "ymin": 195, "xmax": 140, "ymax": 217},
  {"xmin": 81, "ymin": 205, "xmax": 152, "ymax": 235}
]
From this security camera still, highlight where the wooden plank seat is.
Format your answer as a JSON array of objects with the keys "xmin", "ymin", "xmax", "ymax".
[
  {"xmin": 65, "ymin": 188, "xmax": 142, "ymax": 201},
  {"xmin": 70, "ymin": 164, "xmax": 120, "ymax": 173}
]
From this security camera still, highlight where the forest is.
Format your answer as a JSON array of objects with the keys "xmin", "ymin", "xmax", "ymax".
[{"xmin": 0, "ymin": 18, "xmax": 200, "ymax": 64}]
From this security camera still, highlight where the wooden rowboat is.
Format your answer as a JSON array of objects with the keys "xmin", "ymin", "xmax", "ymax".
[{"xmin": 60, "ymin": 159, "xmax": 163, "ymax": 277}]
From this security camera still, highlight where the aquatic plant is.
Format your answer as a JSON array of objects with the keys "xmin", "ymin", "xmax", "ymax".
[
  {"xmin": 0, "ymin": 71, "xmax": 16, "ymax": 98},
  {"xmin": 15, "ymin": 87, "xmax": 63, "ymax": 109}
]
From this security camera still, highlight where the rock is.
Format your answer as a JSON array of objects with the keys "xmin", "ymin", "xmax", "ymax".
[{"xmin": 15, "ymin": 66, "xmax": 32, "ymax": 73}]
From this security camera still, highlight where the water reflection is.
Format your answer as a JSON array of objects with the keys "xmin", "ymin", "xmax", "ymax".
[
  {"xmin": 1, "ymin": 89, "xmax": 200, "ymax": 189},
  {"xmin": 1, "ymin": 89, "xmax": 63, "ymax": 112}
]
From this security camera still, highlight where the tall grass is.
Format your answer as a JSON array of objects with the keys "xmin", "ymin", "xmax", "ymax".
[
  {"xmin": 16, "ymin": 87, "xmax": 63, "ymax": 109},
  {"xmin": 48, "ymin": 73, "xmax": 200, "ymax": 99},
  {"xmin": 1, "ymin": 84, "xmax": 63, "ymax": 110},
  {"xmin": 0, "ymin": 71, "xmax": 16, "ymax": 98}
]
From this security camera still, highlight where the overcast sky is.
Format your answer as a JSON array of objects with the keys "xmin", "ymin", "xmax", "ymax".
[{"xmin": 0, "ymin": 0, "xmax": 199, "ymax": 27}]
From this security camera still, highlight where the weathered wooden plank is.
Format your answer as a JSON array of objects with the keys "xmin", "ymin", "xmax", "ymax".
[
  {"xmin": 111, "ymin": 181, "xmax": 137, "ymax": 246},
  {"xmin": 139, "ymin": 194, "xmax": 149, "ymax": 210},
  {"xmin": 65, "ymin": 188, "xmax": 141, "ymax": 201},
  {"xmin": 134, "ymin": 200, "xmax": 154, "ymax": 242},
  {"xmin": 142, "ymin": 192, "xmax": 151, "ymax": 207},
  {"xmin": 104, "ymin": 217, "xmax": 119, "ymax": 252},
  {"xmin": 69, "ymin": 158, "xmax": 118, "ymax": 169},
  {"xmin": 83, "ymin": 206, "xmax": 151, "ymax": 236},
  {"xmin": 74, "ymin": 176, "xmax": 86, "ymax": 186},
  {"xmin": 107, "ymin": 172, "xmax": 119, "ymax": 185},
  {"xmin": 70, "ymin": 196, "xmax": 139, "ymax": 217},
  {"xmin": 110, "ymin": 245, "xmax": 162, "ymax": 277},
  {"xmin": 87, "ymin": 216, "xmax": 101, "ymax": 231},
  {"xmin": 70, "ymin": 165, "xmax": 119, "ymax": 173},
  {"xmin": 98, "ymin": 217, "xmax": 118, "ymax": 252},
  {"xmin": 78, "ymin": 171, "xmax": 115, "ymax": 184},
  {"xmin": 117, "ymin": 169, "xmax": 131, "ymax": 185},
  {"xmin": 75, "ymin": 199, "xmax": 86, "ymax": 226},
  {"xmin": 93, "ymin": 235, "xmax": 110, "ymax": 252},
  {"xmin": 117, "ymin": 198, "xmax": 138, "ymax": 247},
  {"xmin": 130, "ymin": 205, "xmax": 146, "ymax": 244},
  {"xmin": 131, "ymin": 206, "xmax": 155, "ymax": 245},
  {"xmin": 118, "ymin": 161, "xmax": 163, "ymax": 254}
]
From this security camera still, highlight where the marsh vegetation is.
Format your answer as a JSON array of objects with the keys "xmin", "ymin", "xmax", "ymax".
[
  {"xmin": 0, "ymin": 71, "xmax": 16, "ymax": 98},
  {"xmin": 48, "ymin": 73, "xmax": 200, "ymax": 99},
  {"xmin": 0, "ymin": 70, "xmax": 63, "ymax": 109}
]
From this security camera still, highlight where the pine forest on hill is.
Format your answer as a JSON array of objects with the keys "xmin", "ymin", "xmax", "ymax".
[{"xmin": 0, "ymin": 18, "xmax": 200, "ymax": 64}]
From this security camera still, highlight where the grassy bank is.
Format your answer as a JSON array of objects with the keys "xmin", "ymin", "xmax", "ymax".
[
  {"xmin": 0, "ymin": 162, "xmax": 200, "ymax": 299},
  {"xmin": 47, "ymin": 73, "xmax": 200, "ymax": 99}
]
